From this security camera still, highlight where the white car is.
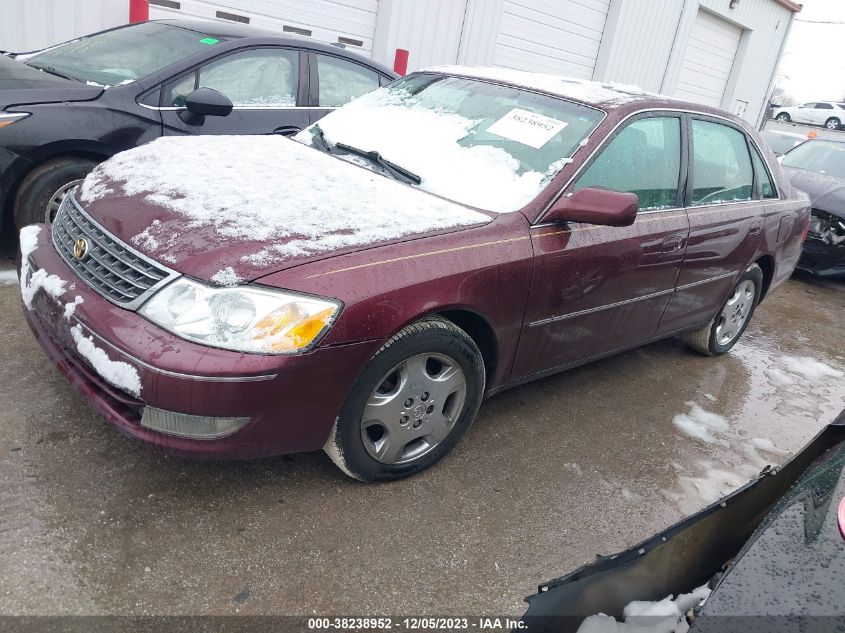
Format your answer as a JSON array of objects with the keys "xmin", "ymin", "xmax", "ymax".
[{"xmin": 772, "ymin": 101, "xmax": 845, "ymax": 130}]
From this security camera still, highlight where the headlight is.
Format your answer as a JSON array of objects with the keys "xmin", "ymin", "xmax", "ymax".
[
  {"xmin": 139, "ymin": 278, "xmax": 341, "ymax": 354},
  {"xmin": 0, "ymin": 112, "xmax": 31, "ymax": 129}
]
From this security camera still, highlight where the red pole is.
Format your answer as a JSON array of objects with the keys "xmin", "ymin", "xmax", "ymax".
[
  {"xmin": 393, "ymin": 49, "xmax": 409, "ymax": 76},
  {"xmin": 129, "ymin": 0, "xmax": 149, "ymax": 23}
]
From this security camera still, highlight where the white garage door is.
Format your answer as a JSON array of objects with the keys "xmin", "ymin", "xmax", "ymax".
[
  {"xmin": 148, "ymin": 0, "xmax": 378, "ymax": 57},
  {"xmin": 492, "ymin": 0, "xmax": 612, "ymax": 79},
  {"xmin": 673, "ymin": 9, "xmax": 742, "ymax": 108}
]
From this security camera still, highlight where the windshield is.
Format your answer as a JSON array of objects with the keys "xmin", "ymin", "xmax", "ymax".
[
  {"xmin": 297, "ymin": 73, "xmax": 605, "ymax": 212},
  {"xmin": 761, "ymin": 132, "xmax": 804, "ymax": 156},
  {"xmin": 25, "ymin": 22, "xmax": 221, "ymax": 86},
  {"xmin": 782, "ymin": 140, "xmax": 845, "ymax": 180}
]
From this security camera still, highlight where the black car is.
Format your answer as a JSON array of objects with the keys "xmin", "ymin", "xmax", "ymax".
[
  {"xmin": 780, "ymin": 139, "xmax": 845, "ymax": 278},
  {"xmin": 0, "ymin": 19, "xmax": 396, "ymax": 229},
  {"xmin": 523, "ymin": 410, "xmax": 845, "ymax": 633}
]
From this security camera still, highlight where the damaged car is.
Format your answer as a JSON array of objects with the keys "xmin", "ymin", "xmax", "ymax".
[
  {"xmin": 781, "ymin": 138, "xmax": 845, "ymax": 277},
  {"xmin": 19, "ymin": 66, "xmax": 810, "ymax": 481},
  {"xmin": 522, "ymin": 410, "xmax": 845, "ymax": 633}
]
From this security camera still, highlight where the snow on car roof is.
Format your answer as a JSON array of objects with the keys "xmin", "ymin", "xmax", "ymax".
[{"xmin": 423, "ymin": 65, "xmax": 663, "ymax": 106}]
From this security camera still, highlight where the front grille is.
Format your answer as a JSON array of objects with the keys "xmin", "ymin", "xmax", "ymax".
[{"xmin": 52, "ymin": 194, "xmax": 178, "ymax": 309}]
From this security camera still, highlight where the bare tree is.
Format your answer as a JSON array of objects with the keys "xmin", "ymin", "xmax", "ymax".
[{"xmin": 770, "ymin": 82, "xmax": 797, "ymax": 106}]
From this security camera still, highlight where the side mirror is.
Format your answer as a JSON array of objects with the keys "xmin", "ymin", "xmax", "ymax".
[
  {"xmin": 544, "ymin": 187, "xmax": 638, "ymax": 227},
  {"xmin": 179, "ymin": 88, "xmax": 233, "ymax": 125}
]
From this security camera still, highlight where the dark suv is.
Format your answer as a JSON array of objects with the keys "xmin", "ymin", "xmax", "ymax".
[{"xmin": 0, "ymin": 19, "xmax": 395, "ymax": 230}]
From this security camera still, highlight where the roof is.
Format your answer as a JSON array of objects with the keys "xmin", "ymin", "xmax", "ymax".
[
  {"xmin": 773, "ymin": 0, "xmax": 802, "ymax": 12},
  {"xmin": 422, "ymin": 65, "xmax": 673, "ymax": 107}
]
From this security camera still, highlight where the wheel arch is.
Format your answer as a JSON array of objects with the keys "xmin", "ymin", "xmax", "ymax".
[
  {"xmin": 434, "ymin": 308, "xmax": 499, "ymax": 388},
  {"xmin": 754, "ymin": 253, "xmax": 776, "ymax": 301}
]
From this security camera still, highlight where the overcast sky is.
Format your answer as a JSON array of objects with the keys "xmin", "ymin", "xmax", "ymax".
[{"xmin": 777, "ymin": 0, "xmax": 845, "ymax": 102}]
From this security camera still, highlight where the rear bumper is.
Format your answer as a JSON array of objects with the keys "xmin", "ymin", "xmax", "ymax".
[
  {"xmin": 797, "ymin": 237, "xmax": 845, "ymax": 278},
  {"xmin": 22, "ymin": 224, "xmax": 383, "ymax": 460}
]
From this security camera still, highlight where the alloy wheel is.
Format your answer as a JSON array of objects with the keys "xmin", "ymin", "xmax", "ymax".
[
  {"xmin": 360, "ymin": 352, "xmax": 467, "ymax": 465},
  {"xmin": 715, "ymin": 280, "xmax": 755, "ymax": 346},
  {"xmin": 45, "ymin": 179, "xmax": 82, "ymax": 224}
]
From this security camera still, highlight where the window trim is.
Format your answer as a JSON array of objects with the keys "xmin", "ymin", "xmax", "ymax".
[
  {"xmin": 569, "ymin": 111, "xmax": 686, "ymax": 212},
  {"xmin": 536, "ymin": 107, "xmax": 782, "ymax": 225}
]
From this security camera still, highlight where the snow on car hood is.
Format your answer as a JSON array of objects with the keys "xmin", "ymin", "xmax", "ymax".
[
  {"xmin": 785, "ymin": 167, "xmax": 845, "ymax": 219},
  {"xmin": 77, "ymin": 135, "xmax": 492, "ymax": 283}
]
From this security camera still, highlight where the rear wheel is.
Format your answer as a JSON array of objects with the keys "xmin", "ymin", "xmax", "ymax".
[
  {"xmin": 323, "ymin": 317, "xmax": 485, "ymax": 481},
  {"xmin": 680, "ymin": 264, "xmax": 763, "ymax": 356},
  {"xmin": 13, "ymin": 158, "xmax": 98, "ymax": 228},
  {"xmin": 776, "ymin": 113, "xmax": 791, "ymax": 123},
  {"xmin": 825, "ymin": 117, "xmax": 841, "ymax": 130}
]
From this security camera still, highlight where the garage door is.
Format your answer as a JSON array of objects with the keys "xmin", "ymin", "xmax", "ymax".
[
  {"xmin": 492, "ymin": 0, "xmax": 612, "ymax": 79},
  {"xmin": 673, "ymin": 9, "xmax": 742, "ymax": 108},
  {"xmin": 148, "ymin": 0, "xmax": 378, "ymax": 57}
]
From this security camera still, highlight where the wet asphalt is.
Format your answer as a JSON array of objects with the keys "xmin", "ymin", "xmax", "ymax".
[{"xmin": 1, "ymin": 246, "xmax": 843, "ymax": 616}]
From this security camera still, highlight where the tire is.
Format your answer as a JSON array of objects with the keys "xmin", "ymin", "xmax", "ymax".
[
  {"xmin": 13, "ymin": 158, "xmax": 98, "ymax": 229},
  {"xmin": 825, "ymin": 117, "xmax": 841, "ymax": 130},
  {"xmin": 680, "ymin": 264, "xmax": 763, "ymax": 357},
  {"xmin": 776, "ymin": 113, "xmax": 791, "ymax": 123},
  {"xmin": 323, "ymin": 316, "xmax": 485, "ymax": 482}
]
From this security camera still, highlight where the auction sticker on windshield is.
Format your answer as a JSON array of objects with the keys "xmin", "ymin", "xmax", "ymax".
[{"xmin": 487, "ymin": 108, "xmax": 568, "ymax": 149}]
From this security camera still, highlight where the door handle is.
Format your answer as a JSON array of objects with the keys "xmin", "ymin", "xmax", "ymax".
[
  {"xmin": 749, "ymin": 219, "xmax": 763, "ymax": 236},
  {"xmin": 661, "ymin": 235, "xmax": 685, "ymax": 253},
  {"xmin": 273, "ymin": 126, "xmax": 301, "ymax": 136}
]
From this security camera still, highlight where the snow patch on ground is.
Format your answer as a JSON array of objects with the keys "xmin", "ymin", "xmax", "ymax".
[
  {"xmin": 563, "ymin": 462, "xmax": 583, "ymax": 476},
  {"xmin": 0, "ymin": 269, "xmax": 18, "ymax": 285},
  {"xmin": 79, "ymin": 135, "xmax": 491, "ymax": 264},
  {"xmin": 64, "ymin": 296, "xmax": 83, "ymax": 319},
  {"xmin": 576, "ymin": 585, "xmax": 710, "ymax": 632},
  {"xmin": 70, "ymin": 324, "xmax": 141, "ymax": 398},
  {"xmin": 671, "ymin": 402, "xmax": 729, "ymax": 446},
  {"xmin": 779, "ymin": 355, "xmax": 844, "ymax": 381},
  {"xmin": 425, "ymin": 65, "xmax": 657, "ymax": 105},
  {"xmin": 210, "ymin": 267, "xmax": 242, "ymax": 287}
]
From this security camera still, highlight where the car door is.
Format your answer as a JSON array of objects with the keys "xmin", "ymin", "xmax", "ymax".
[
  {"xmin": 813, "ymin": 102, "xmax": 835, "ymax": 126},
  {"xmin": 306, "ymin": 52, "xmax": 388, "ymax": 125},
  {"xmin": 658, "ymin": 116, "xmax": 770, "ymax": 334},
  {"xmin": 511, "ymin": 113, "xmax": 690, "ymax": 381},
  {"xmin": 793, "ymin": 103, "xmax": 816, "ymax": 125},
  {"xmin": 160, "ymin": 47, "xmax": 310, "ymax": 137}
]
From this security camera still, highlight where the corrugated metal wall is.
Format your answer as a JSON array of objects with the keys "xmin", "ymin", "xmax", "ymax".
[{"xmin": 0, "ymin": 0, "xmax": 128, "ymax": 52}]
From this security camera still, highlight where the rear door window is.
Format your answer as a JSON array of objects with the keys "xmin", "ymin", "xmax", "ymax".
[
  {"xmin": 750, "ymin": 146, "xmax": 778, "ymax": 199},
  {"xmin": 573, "ymin": 116, "xmax": 682, "ymax": 210},
  {"xmin": 316, "ymin": 54, "xmax": 381, "ymax": 107},
  {"xmin": 690, "ymin": 120, "xmax": 753, "ymax": 205}
]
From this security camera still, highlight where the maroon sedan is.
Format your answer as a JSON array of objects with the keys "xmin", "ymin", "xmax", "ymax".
[{"xmin": 20, "ymin": 66, "xmax": 809, "ymax": 481}]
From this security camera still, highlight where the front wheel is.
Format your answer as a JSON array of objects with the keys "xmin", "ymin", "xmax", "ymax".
[
  {"xmin": 13, "ymin": 158, "xmax": 98, "ymax": 228},
  {"xmin": 826, "ymin": 117, "xmax": 841, "ymax": 130},
  {"xmin": 776, "ymin": 113, "xmax": 791, "ymax": 123},
  {"xmin": 680, "ymin": 264, "xmax": 763, "ymax": 356},
  {"xmin": 324, "ymin": 317, "xmax": 485, "ymax": 481}
]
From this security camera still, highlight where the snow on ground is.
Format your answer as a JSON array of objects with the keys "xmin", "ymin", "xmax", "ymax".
[
  {"xmin": 671, "ymin": 402, "xmax": 729, "ymax": 446},
  {"xmin": 79, "ymin": 135, "xmax": 491, "ymax": 265},
  {"xmin": 70, "ymin": 324, "xmax": 141, "ymax": 398},
  {"xmin": 19, "ymin": 226, "xmax": 67, "ymax": 310},
  {"xmin": 424, "ymin": 65, "xmax": 656, "ymax": 105},
  {"xmin": 779, "ymin": 355, "xmax": 844, "ymax": 381},
  {"xmin": 576, "ymin": 585, "xmax": 710, "ymax": 633},
  {"xmin": 308, "ymin": 88, "xmax": 562, "ymax": 212},
  {"xmin": 0, "ymin": 269, "xmax": 18, "ymax": 285}
]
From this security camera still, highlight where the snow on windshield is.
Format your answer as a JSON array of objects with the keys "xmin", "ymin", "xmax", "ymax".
[
  {"xmin": 78, "ymin": 135, "xmax": 491, "ymax": 262},
  {"xmin": 298, "ymin": 79, "xmax": 603, "ymax": 212}
]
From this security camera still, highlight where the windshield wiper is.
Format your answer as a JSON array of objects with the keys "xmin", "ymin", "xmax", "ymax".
[
  {"xmin": 310, "ymin": 123, "xmax": 333, "ymax": 153},
  {"xmin": 335, "ymin": 142, "xmax": 421, "ymax": 185},
  {"xmin": 27, "ymin": 63, "xmax": 82, "ymax": 82}
]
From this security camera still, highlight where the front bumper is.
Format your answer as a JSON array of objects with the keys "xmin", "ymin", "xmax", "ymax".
[
  {"xmin": 22, "ymin": 224, "xmax": 383, "ymax": 459},
  {"xmin": 797, "ymin": 236, "xmax": 845, "ymax": 278},
  {"xmin": 0, "ymin": 144, "xmax": 32, "ymax": 230}
]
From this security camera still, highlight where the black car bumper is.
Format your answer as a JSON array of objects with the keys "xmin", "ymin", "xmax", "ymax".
[
  {"xmin": 797, "ymin": 211, "xmax": 845, "ymax": 278},
  {"xmin": 0, "ymin": 144, "xmax": 32, "ymax": 232}
]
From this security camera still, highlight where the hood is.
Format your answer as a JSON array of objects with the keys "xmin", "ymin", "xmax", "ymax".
[
  {"xmin": 76, "ymin": 135, "xmax": 492, "ymax": 283},
  {"xmin": 784, "ymin": 167, "xmax": 845, "ymax": 218},
  {"xmin": 0, "ymin": 54, "xmax": 103, "ymax": 109}
]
